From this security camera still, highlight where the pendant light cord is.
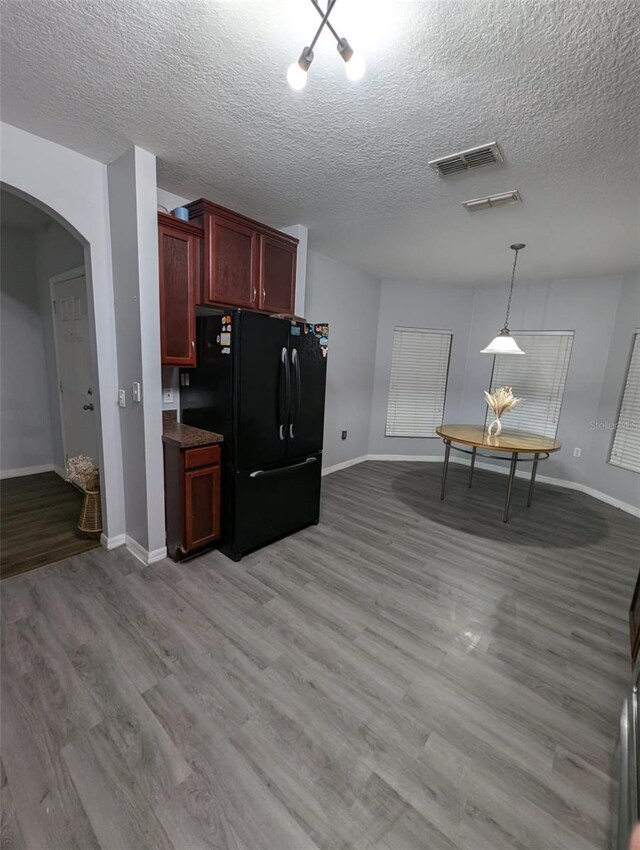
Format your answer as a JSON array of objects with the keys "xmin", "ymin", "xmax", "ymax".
[{"xmin": 502, "ymin": 247, "xmax": 521, "ymax": 332}]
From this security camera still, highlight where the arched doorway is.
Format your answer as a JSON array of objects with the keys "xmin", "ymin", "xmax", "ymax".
[
  {"xmin": 0, "ymin": 190, "xmax": 103, "ymax": 575},
  {"xmin": 0, "ymin": 171, "xmax": 125, "ymax": 561}
]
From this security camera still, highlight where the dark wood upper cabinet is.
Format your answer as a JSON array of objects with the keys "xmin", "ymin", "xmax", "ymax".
[
  {"xmin": 204, "ymin": 213, "xmax": 258, "ymax": 308},
  {"xmin": 630, "ymin": 570, "xmax": 640, "ymax": 663},
  {"xmin": 259, "ymin": 232, "xmax": 297, "ymax": 314},
  {"xmin": 187, "ymin": 198, "xmax": 298, "ymax": 314},
  {"xmin": 158, "ymin": 213, "xmax": 201, "ymax": 367}
]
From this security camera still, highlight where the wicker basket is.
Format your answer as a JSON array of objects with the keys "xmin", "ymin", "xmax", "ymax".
[{"xmin": 78, "ymin": 488, "xmax": 102, "ymax": 539}]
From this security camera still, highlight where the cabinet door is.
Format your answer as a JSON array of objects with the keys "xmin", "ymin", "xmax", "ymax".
[
  {"xmin": 630, "ymin": 570, "xmax": 640, "ymax": 662},
  {"xmin": 204, "ymin": 214, "xmax": 258, "ymax": 308},
  {"xmin": 258, "ymin": 233, "xmax": 296, "ymax": 314},
  {"xmin": 159, "ymin": 223, "xmax": 198, "ymax": 366},
  {"xmin": 184, "ymin": 465, "xmax": 221, "ymax": 551}
]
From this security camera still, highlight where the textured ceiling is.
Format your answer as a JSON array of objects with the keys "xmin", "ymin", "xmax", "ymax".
[{"xmin": 1, "ymin": 0, "xmax": 639, "ymax": 284}]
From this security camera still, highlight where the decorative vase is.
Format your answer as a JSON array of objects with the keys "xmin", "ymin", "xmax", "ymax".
[{"xmin": 487, "ymin": 417, "xmax": 502, "ymax": 437}]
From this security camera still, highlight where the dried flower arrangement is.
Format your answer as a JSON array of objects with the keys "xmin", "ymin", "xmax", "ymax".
[
  {"xmin": 484, "ymin": 386, "xmax": 523, "ymax": 436},
  {"xmin": 65, "ymin": 455, "xmax": 99, "ymax": 492}
]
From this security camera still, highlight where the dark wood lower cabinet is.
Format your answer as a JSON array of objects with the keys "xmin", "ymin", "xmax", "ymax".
[
  {"xmin": 164, "ymin": 442, "xmax": 221, "ymax": 560},
  {"xmin": 184, "ymin": 465, "xmax": 221, "ymax": 550}
]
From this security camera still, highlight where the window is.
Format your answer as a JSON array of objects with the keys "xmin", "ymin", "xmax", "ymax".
[
  {"xmin": 486, "ymin": 331, "xmax": 574, "ymax": 438},
  {"xmin": 385, "ymin": 327, "xmax": 452, "ymax": 437},
  {"xmin": 609, "ymin": 331, "xmax": 640, "ymax": 474}
]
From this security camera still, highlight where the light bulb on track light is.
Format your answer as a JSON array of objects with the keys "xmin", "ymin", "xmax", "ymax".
[
  {"xmin": 287, "ymin": 63, "xmax": 308, "ymax": 90},
  {"xmin": 287, "ymin": 46, "xmax": 313, "ymax": 91},
  {"xmin": 337, "ymin": 37, "xmax": 366, "ymax": 82},
  {"xmin": 345, "ymin": 52, "xmax": 366, "ymax": 81}
]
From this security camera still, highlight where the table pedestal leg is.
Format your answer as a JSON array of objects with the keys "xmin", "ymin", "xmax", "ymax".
[
  {"xmin": 468, "ymin": 447, "xmax": 477, "ymax": 488},
  {"xmin": 527, "ymin": 452, "xmax": 540, "ymax": 507},
  {"xmin": 504, "ymin": 452, "xmax": 518, "ymax": 523},
  {"xmin": 440, "ymin": 441, "xmax": 451, "ymax": 500}
]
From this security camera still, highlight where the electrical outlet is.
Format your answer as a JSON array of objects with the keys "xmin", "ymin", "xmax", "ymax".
[
  {"xmin": 341, "ymin": 430, "xmax": 348, "ymax": 440},
  {"xmin": 132, "ymin": 382, "xmax": 142, "ymax": 403},
  {"xmin": 118, "ymin": 389, "xmax": 126, "ymax": 408},
  {"xmin": 163, "ymin": 388, "xmax": 174, "ymax": 404},
  {"xmin": 573, "ymin": 447, "xmax": 582, "ymax": 458}
]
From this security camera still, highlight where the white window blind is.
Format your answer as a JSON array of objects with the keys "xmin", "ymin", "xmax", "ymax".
[
  {"xmin": 486, "ymin": 331, "xmax": 574, "ymax": 438},
  {"xmin": 609, "ymin": 331, "xmax": 640, "ymax": 474},
  {"xmin": 385, "ymin": 327, "xmax": 452, "ymax": 437}
]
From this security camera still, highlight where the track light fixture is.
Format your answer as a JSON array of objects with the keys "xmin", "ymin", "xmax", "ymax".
[{"xmin": 288, "ymin": 0, "xmax": 365, "ymax": 90}]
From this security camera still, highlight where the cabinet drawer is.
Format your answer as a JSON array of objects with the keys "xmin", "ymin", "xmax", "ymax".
[{"xmin": 184, "ymin": 445, "xmax": 220, "ymax": 469}]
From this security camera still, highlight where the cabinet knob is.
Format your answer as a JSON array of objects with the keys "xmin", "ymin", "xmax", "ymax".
[
  {"xmin": 252, "ymin": 286, "xmax": 257, "ymax": 302},
  {"xmin": 262, "ymin": 289, "xmax": 266, "ymax": 300}
]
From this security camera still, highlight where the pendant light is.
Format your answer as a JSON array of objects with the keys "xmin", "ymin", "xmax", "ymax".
[{"xmin": 481, "ymin": 243, "xmax": 526, "ymax": 355}]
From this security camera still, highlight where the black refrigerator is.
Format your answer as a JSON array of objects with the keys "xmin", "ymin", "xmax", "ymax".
[{"xmin": 180, "ymin": 310, "xmax": 328, "ymax": 561}]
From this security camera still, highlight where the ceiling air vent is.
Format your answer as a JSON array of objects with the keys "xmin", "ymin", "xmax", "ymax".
[
  {"xmin": 462, "ymin": 190, "xmax": 522, "ymax": 212},
  {"xmin": 429, "ymin": 142, "xmax": 503, "ymax": 177}
]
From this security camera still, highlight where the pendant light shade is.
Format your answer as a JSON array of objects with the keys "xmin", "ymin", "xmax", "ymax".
[
  {"xmin": 481, "ymin": 243, "xmax": 526, "ymax": 355},
  {"xmin": 480, "ymin": 328, "xmax": 525, "ymax": 355}
]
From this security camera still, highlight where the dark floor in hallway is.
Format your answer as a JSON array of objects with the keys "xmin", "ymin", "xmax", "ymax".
[
  {"xmin": 0, "ymin": 471, "xmax": 100, "ymax": 579},
  {"xmin": 1, "ymin": 461, "xmax": 638, "ymax": 849}
]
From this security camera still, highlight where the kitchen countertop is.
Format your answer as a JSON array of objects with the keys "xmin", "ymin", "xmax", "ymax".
[{"xmin": 162, "ymin": 411, "xmax": 223, "ymax": 448}]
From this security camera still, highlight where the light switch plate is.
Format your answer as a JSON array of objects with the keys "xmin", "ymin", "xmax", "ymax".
[
  {"xmin": 163, "ymin": 389, "xmax": 174, "ymax": 404},
  {"xmin": 132, "ymin": 382, "xmax": 141, "ymax": 403},
  {"xmin": 118, "ymin": 389, "xmax": 126, "ymax": 407}
]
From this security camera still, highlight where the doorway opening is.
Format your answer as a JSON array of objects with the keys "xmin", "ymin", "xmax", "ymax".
[{"xmin": 0, "ymin": 190, "xmax": 101, "ymax": 577}]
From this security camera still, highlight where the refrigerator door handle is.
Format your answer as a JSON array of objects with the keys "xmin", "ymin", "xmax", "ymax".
[
  {"xmin": 279, "ymin": 346, "xmax": 289, "ymax": 441},
  {"xmin": 289, "ymin": 347, "xmax": 301, "ymax": 439},
  {"xmin": 249, "ymin": 457, "xmax": 317, "ymax": 478}
]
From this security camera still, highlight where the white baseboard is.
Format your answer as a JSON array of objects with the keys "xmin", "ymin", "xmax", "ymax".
[
  {"xmin": 322, "ymin": 455, "xmax": 369, "ymax": 476},
  {"xmin": 0, "ymin": 463, "xmax": 54, "ymax": 479},
  {"xmin": 323, "ymin": 454, "xmax": 640, "ymax": 518},
  {"xmin": 53, "ymin": 465, "xmax": 66, "ymax": 480},
  {"xmin": 100, "ymin": 532, "xmax": 126, "ymax": 550},
  {"xmin": 100, "ymin": 533, "xmax": 167, "ymax": 563},
  {"xmin": 125, "ymin": 535, "xmax": 167, "ymax": 566},
  {"xmin": 368, "ymin": 454, "xmax": 444, "ymax": 463},
  {"xmin": 147, "ymin": 546, "xmax": 168, "ymax": 564},
  {"xmin": 455, "ymin": 457, "xmax": 640, "ymax": 518}
]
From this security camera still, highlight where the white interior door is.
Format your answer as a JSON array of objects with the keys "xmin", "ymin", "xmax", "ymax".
[{"xmin": 51, "ymin": 271, "xmax": 99, "ymax": 465}]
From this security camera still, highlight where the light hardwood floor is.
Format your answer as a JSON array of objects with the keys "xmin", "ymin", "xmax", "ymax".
[{"xmin": 1, "ymin": 461, "xmax": 638, "ymax": 850}]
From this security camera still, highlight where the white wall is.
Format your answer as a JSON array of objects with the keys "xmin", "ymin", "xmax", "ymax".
[
  {"xmin": 589, "ymin": 270, "xmax": 640, "ymax": 507},
  {"xmin": 369, "ymin": 281, "xmax": 475, "ymax": 457},
  {"xmin": 1, "ymin": 122, "xmax": 126, "ymax": 540},
  {"xmin": 304, "ymin": 249, "xmax": 380, "ymax": 470},
  {"xmin": 108, "ymin": 147, "xmax": 165, "ymax": 558},
  {"xmin": 0, "ymin": 226, "xmax": 55, "ymax": 474}
]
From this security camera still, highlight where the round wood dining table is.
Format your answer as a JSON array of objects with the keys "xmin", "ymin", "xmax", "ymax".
[{"xmin": 435, "ymin": 424, "xmax": 562, "ymax": 522}]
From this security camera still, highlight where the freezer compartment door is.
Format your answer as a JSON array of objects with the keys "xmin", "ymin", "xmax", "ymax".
[
  {"xmin": 223, "ymin": 452, "xmax": 322, "ymax": 559},
  {"xmin": 287, "ymin": 322, "xmax": 328, "ymax": 459},
  {"xmin": 236, "ymin": 311, "xmax": 290, "ymax": 470}
]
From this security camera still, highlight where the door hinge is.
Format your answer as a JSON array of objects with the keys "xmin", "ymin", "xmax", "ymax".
[
  {"xmin": 52, "ymin": 300, "xmax": 57, "ymax": 314},
  {"xmin": 59, "ymin": 380, "xmax": 63, "ymax": 394}
]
